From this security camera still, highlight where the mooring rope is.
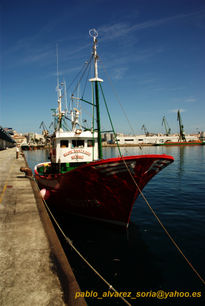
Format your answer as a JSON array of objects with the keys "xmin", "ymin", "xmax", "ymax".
[
  {"xmin": 120, "ymin": 157, "xmax": 205, "ymax": 287},
  {"xmin": 96, "ymin": 76, "xmax": 205, "ymax": 286},
  {"xmin": 27, "ymin": 147, "xmax": 205, "ymax": 300},
  {"xmin": 28, "ymin": 154, "xmax": 205, "ymax": 290},
  {"xmin": 32, "ymin": 178, "xmax": 131, "ymax": 306},
  {"xmin": 98, "ymin": 57, "xmax": 205, "ymax": 286}
]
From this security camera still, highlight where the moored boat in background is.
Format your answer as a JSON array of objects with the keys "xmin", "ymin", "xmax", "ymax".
[{"xmin": 155, "ymin": 139, "xmax": 205, "ymax": 146}]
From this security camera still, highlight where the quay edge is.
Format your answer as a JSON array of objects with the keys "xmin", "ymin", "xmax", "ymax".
[{"xmin": 0, "ymin": 147, "xmax": 86, "ymax": 305}]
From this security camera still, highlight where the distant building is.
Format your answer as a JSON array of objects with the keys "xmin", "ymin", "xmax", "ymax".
[
  {"xmin": 27, "ymin": 133, "xmax": 45, "ymax": 144},
  {"xmin": 115, "ymin": 133, "xmax": 199, "ymax": 145},
  {"xmin": 4, "ymin": 128, "xmax": 14, "ymax": 135},
  {"xmin": 0, "ymin": 126, "xmax": 16, "ymax": 149},
  {"xmin": 13, "ymin": 133, "xmax": 27, "ymax": 146},
  {"xmin": 103, "ymin": 133, "xmax": 115, "ymax": 144}
]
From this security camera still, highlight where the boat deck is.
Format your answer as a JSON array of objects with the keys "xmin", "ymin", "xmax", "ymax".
[{"xmin": 0, "ymin": 147, "xmax": 85, "ymax": 305}]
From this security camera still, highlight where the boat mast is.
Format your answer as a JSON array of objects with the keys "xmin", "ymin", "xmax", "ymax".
[
  {"xmin": 89, "ymin": 29, "xmax": 103, "ymax": 159},
  {"xmin": 56, "ymin": 44, "xmax": 62, "ymax": 130}
]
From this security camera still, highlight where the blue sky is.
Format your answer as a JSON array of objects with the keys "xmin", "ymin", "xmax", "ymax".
[{"xmin": 1, "ymin": 0, "xmax": 205, "ymax": 135}]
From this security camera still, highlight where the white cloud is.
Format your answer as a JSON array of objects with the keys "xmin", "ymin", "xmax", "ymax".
[
  {"xmin": 21, "ymin": 50, "xmax": 52, "ymax": 64},
  {"xmin": 112, "ymin": 67, "xmax": 128, "ymax": 80},
  {"xmin": 98, "ymin": 23, "xmax": 131, "ymax": 41},
  {"xmin": 184, "ymin": 97, "xmax": 197, "ymax": 103},
  {"xmin": 98, "ymin": 9, "xmax": 205, "ymax": 42}
]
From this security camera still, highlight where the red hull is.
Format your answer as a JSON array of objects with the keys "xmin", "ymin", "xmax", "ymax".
[{"xmin": 35, "ymin": 155, "xmax": 174, "ymax": 227}]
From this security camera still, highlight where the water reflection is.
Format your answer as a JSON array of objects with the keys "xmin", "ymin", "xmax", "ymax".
[
  {"xmin": 51, "ymin": 211, "xmax": 163, "ymax": 301},
  {"xmin": 24, "ymin": 149, "xmax": 49, "ymax": 173}
]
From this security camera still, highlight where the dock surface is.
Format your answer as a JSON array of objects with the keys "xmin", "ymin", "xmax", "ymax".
[{"xmin": 0, "ymin": 148, "xmax": 84, "ymax": 305}]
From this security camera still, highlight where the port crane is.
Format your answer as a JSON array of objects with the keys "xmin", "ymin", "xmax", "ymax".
[
  {"xmin": 39, "ymin": 121, "xmax": 49, "ymax": 136},
  {"xmin": 39, "ymin": 122, "xmax": 51, "ymax": 144},
  {"xmin": 177, "ymin": 110, "xmax": 186, "ymax": 142},
  {"xmin": 141, "ymin": 124, "xmax": 149, "ymax": 136},
  {"xmin": 162, "ymin": 116, "xmax": 171, "ymax": 136}
]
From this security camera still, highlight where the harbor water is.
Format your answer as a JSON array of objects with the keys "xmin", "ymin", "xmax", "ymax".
[{"xmin": 25, "ymin": 146, "xmax": 205, "ymax": 305}]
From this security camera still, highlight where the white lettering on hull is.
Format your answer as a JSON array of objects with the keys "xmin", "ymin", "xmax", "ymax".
[{"xmin": 63, "ymin": 149, "xmax": 91, "ymax": 157}]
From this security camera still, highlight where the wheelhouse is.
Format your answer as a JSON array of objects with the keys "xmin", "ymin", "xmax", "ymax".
[{"xmin": 50, "ymin": 130, "xmax": 98, "ymax": 164}]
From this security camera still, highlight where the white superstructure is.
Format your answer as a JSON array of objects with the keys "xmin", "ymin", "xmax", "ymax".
[{"xmin": 51, "ymin": 130, "xmax": 98, "ymax": 163}]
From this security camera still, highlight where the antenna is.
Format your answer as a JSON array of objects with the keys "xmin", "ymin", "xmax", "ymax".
[
  {"xmin": 56, "ymin": 44, "xmax": 59, "ymax": 90},
  {"xmin": 63, "ymin": 80, "xmax": 68, "ymax": 116},
  {"xmin": 89, "ymin": 28, "xmax": 103, "ymax": 82},
  {"xmin": 55, "ymin": 44, "xmax": 62, "ymax": 128}
]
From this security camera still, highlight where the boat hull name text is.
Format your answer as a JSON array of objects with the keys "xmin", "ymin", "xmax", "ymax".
[{"xmin": 63, "ymin": 149, "xmax": 91, "ymax": 157}]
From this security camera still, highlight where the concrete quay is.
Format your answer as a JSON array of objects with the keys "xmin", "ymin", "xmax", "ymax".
[{"xmin": 0, "ymin": 148, "xmax": 86, "ymax": 306}]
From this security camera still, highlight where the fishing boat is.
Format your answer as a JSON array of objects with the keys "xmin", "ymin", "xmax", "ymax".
[{"xmin": 34, "ymin": 29, "xmax": 174, "ymax": 228}]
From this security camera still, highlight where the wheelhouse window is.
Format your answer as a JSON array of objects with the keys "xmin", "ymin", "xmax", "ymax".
[
  {"xmin": 72, "ymin": 140, "xmax": 84, "ymax": 148},
  {"xmin": 87, "ymin": 139, "xmax": 94, "ymax": 147},
  {"xmin": 60, "ymin": 140, "xmax": 69, "ymax": 148}
]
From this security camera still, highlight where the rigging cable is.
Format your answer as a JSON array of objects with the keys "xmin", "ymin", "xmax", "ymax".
[
  {"xmin": 99, "ymin": 83, "xmax": 205, "ymax": 288},
  {"xmin": 66, "ymin": 56, "xmax": 91, "ymax": 92},
  {"xmin": 70, "ymin": 55, "xmax": 93, "ymax": 97},
  {"xmin": 81, "ymin": 58, "xmax": 92, "ymax": 99},
  {"xmin": 99, "ymin": 82, "xmax": 122, "ymax": 157},
  {"xmin": 100, "ymin": 60, "xmax": 139, "ymax": 140}
]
